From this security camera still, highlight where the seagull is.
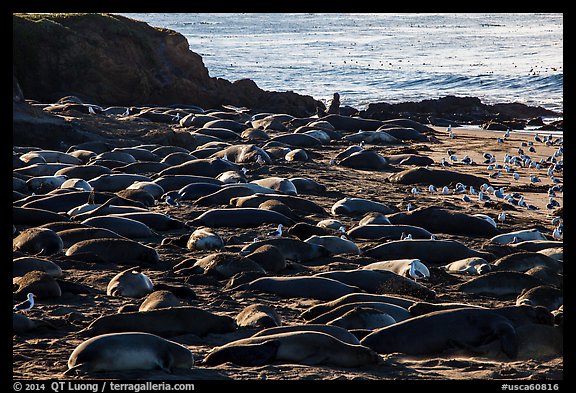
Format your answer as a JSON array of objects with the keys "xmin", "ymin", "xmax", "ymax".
[
  {"xmin": 529, "ymin": 146, "xmax": 536, "ymax": 153},
  {"xmin": 267, "ymin": 224, "xmax": 283, "ymax": 238},
  {"xmin": 548, "ymin": 197, "xmax": 560, "ymax": 208},
  {"xmin": 441, "ymin": 186, "xmax": 450, "ymax": 195},
  {"xmin": 534, "ymin": 133, "xmax": 542, "ymax": 143},
  {"xmin": 241, "ymin": 167, "xmax": 248, "ymax": 175},
  {"xmin": 497, "ymin": 137, "xmax": 504, "ymax": 143},
  {"xmin": 530, "ymin": 175, "xmax": 541, "ymax": 183},
  {"xmin": 406, "ymin": 203, "xmax": 413, "ymax": 211},
  {"xmin": 548, "ymin": 188, "xmax": 556, "ymax": 197},
  {"xmin": 551, "ymin": 217, "xmax": 562, "ymax": 226},
  {"xmin": 552, "ymin": 225, "xmax": 562, "ymax": 240},
  {"xmin": 469, "ymin": 186, "xmax": 478, "ymax": 195},
  {"xmin": 449, "ymin": 154, "xmax": 458, "ymax": 162},
  {"xmin": 256, "ymin": 155, "xmax": 266, "ymax": 166},
  {"xmin": 440, "ymin": 157, "xmax": 451, "ymax": 167},
  {"xmin": 448, "ymin": 125, "xmax": 454, "ymax": 138},
  {"xmin": 494, "ymin": 188, "xmax": 505, "ymax": 198},
  {"xmin": 497, "ymin": 211, "xmax": 506, "ymax": 223},
  {"xmin": 338, "ymin": 226, "xmax": 347, "ymax": 235},
  {"xmin": 88, "ymin": 106, "xmax": 96, "ymax": 115},
  {"xmin": 518, "ymin": 196, "xmax": 527, "ymax": 207},
  {"xmin": 408, "ymin": 260, "xmax": 428, "ymax": 280},
  {"xmin": 489, "ymin": 170, "xmax": 501, "ymax": 179},
  {"xmin": 462, "ymin": 195, "xmax": 471, "ymax": 203},
  {"xmin": 329, "ymin": 158, "xmax": 336, "ymax": 166},
  {"xmin": 411, "ymin": 187, "xmax": 420, "ymax": 195},
  {"xmin": 513, "ymin": 173, "xmax": 520, "ymax": 181},
  {"xmin": 461, "ymin": 155, "xmax": 472, "ymax": 165},
  {"xmin": 164, "ymin": 193, "xmax": 180, "ymax": 207},
  {"xmin": 504, "ymin": 128, "xmax": 511, "ymax": 138},
  {"xmin": 222, "ymin": 153, "xmax": 229, "ymax": 162},
  {"xmin": 478, "ymin": 192, "xmax": 491, "ymax": 202},
  {"xmin": 401, "ymin": 233, "xmax": 413, "ymax": 240},
  {"xmin": 13, "ymin": 293, "xmax": 35, "ymax": 313},
  {"xmin": 428, "ymin": 184, "xmax": 437, "ymax": 193},
  {"xmin": 455, "ymin": 183, "xmax": 466, "ymax": 193}
]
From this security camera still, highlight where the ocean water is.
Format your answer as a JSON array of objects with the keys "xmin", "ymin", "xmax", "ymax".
[{"xmin": 121, "ymin": 13, "xmax": 563, "ymax": 113}]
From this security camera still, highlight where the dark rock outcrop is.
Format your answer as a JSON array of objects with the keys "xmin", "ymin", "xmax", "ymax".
[{"xmin": 13, "ymin": 13, "xmax": 321, "ymax": 117}]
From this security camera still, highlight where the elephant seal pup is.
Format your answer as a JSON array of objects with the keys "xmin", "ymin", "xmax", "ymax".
[
  {"xmin": 493, "ymin": 252, "xmax": 563, "ymax": 273},
  {"xmin": 186, "ymin": 227, "xmax": 225, "ymax": 251},
  {"xmin": 346, "ymin": 224, "xmax": 432, "ymax": 240},
  {"xmin": 106, "ymin": 268, "xmax": 154, "ymax": 298},
  {"xmin": 455, "ymin": 271, "xmax": 544, "ymax": 298},
  {"xmin": 387, "ymin": 206, "xmax": 500, "ymax": 237},
  {"xmin": 304, "ymin": 235, "xmax": 361, "ymax": 255},
  {"xmin": 237, "ymin": 276, "xmax": 361, "ymax": 301},
  {"xmin": 139, "ymin": 290, "xmax": 181, "ymax": 311},
  {"xmin": 188, "ymin": 208, "xmax": 295, "ymax": 228},
  {"xmin": 65, "ymin": 332, "xmax": 194, "ymax": 375},
  {"xmin": 331, "ymin": 197, "xmax": 397, "ymax": 217},
  {"xmin": 287, "ymin": 222, "xmax": 338, "ymax": 241},
  {"xmin": 13, "ymin": 228, "xmax": 64, "ymax": 256},
  {"xmin": 314, "ymin": 269, "xmax": 435, "ymax": 300},
  {"xmin": 235, "ymin": 304, "xmax": 281, "ymax": 328},
  {"xmin": 327, "ymin": 307, "xmax": 397, "ymax": 330},
  {"xmin": 65, "ymin": 238, "xmax": 160, "ymax": 265},
  {"xmin": 240, "ymin": 238, "xmax": 331, "ymax": 262},
  {"xmin": 251, "ymin": 324, "xmax": 361, "ymax": 345},
  {"xmin": 490, "ymin": 229, "xmax": 547, "ymax": 245},
  {"xmin": 13, "ymin": 256, "xmax": 63, "ymax": 278},
  {"xmin": 288, "ymin": 177, "xmax": 326, "ymax": 194},
  {"xmin": 316, "ymin": 219, "xmax": 344, "ymax": 230},
  {"xmin": 14, "ymin": 271, "xmax": 62, "ymax": 300},
  {"xmin": 202, "ymin": 331, "xmax": 380, "ymax": 367},
  {"xmin": 306, "ymin": 301, "xmax": 412, "ymax": 324},
  {"xmin": 516, "ymin": 285, "xmax": 563, "ymax": 311},
  {"xmin": 81, "ymin": 306, "xmax": 236, "ymax": 337},
  {"xmin": 300, "ymin": 293, "xmax": 415, "ymax": 320},
  {"xmin": 357, "ymin": 212, "xmax": 391, "ymax": 226},
  {"xmin": 360, "ymin": 308, "xmax": 520, "ymax": 358},
  {"xmin": 443, "ymin": 257, "xmax": 495, "ymax": 275},
  {"xmin": 364, "ymin": 239, "xmax": 494, "ymax": 264}
]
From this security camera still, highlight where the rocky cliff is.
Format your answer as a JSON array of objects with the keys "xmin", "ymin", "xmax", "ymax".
[{"xmin": 13, "ymin": 13, "xmax": 321, "ymax": 116}]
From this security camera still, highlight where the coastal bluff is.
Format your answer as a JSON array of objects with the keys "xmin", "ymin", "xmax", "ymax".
[{"xmin": 12, "ymin": 13, "xmax": 320, "ymax": 116}]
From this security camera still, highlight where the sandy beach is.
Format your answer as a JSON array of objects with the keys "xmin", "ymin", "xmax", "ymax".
[{"xmin": 13, "ymin": 106, "xmax": 563, "ymax": 382}]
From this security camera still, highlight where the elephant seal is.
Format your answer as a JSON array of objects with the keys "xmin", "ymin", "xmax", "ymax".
[
  {"xmin": 14, "ymin": 270, "xmax": 62, "ymax": 300},
  {"xmin": 455, "ymin": 271, "xmax": 544, "ymax": 298},
  {"xmin": 287, "ymin": 222, "xmax": 338, "ymax": 240},
  {"xmin": 13, "ymin": 256, "xmax": 63, "ymax": 278},
  {"xmin": 237, "ymin": 276, "xmax": 361, "ymax": 301},
  {"xmin": 317, "ymin": 219, "xmax": 345, "ymax": 230},
  {"xmin": 13, "ymin": 227, "xmax": 63, "ymax": 256},
  {"xmin": 88, "ymin": 174, "xmax": 151, "ymax": 192},
  {"xmin": 174, "ymin": 182, "xmax": 222, "ymax": 201},
  {"xmin": 516, "ymin": 285, "xmax": 563, "ymax": 311},
  {"xmin": 81, "ymin": 306, "xmax": 236, "ymax": 337},
  {"xmin": 338, "ymin": 150, "xmax": 390, "ymax": 171},
  {"xmin": 407, "ymin": 301, "xmax": 485, "ymax": 316},
  {"xmin": 331, "ymin": 197, "xmax": 397, "ymax": 216},
  {"xmin": 243, "ymin": 245, "xmax": 287, "ymax": 272},
  {"xmin": 187, "ymin": 252, "xmax": 265, "ymax": 278},
  {"xmin": 384, "ymin": 153, "xmax": 433, "ymax": 166},
  {"xmin": 202, "ymin": 331, "xmax": 380, "ymax": 367},
  {"xmin": 358, "ymin": 212, "xmax": 391, "ymax": 226},
  {"xmin": 65, "ymin": 238, "xmax": 160, "ymax": 265},
  {"xmin": 343, "ymin": 130, "xmax": 400, "ymax": 145},
  {"xmin": 525, "ymin": 266, "xmax": 563, "ymax": 289},
  {"xmin": 363, "ymin": 259, "xmax": 430, "ymax": 280},
  {"xmin": 346, "ymin": 224, "xmax": 432, "ymax": 240},
  {"xmin": 14, "ymin": 313, "xmax": 36, "ymax": 334},
  {"xmin": 250, "ymin": 177, "xmax": 297, "ymax": 195},
  {"xmin": 106, "ymin": 268, "xmax": 154, "ymax": 298},
  {"xmin": 288, "ymin": 177, "xmax": 326, "ymax": 194},
  {"xmin": 139, "ymin": 290, "xmax": 181, "ymax": 311},
  {"xmin": 307, "ymin": 301, "xmax": 412, "ymax": 324},
  {"xmin": 269, "ymin": 133, "xmax": 322, "ymax": 148},
  {"xmin": 13, "ymin": 206, "xmax": 70, "ymax": 227},
  {"xmin": 314, "ymin": 269, "xmax": 435, "ymax": 300},
  {"xmin": 60, "ymin": 178, "xmax": 93, "ymax": 191},
  {"xmin": 360, "ymin": 307, "xmax": 521, "ymax": 357},
  {"xmin": 126, "ymin": 181, "xmax": 165, "ymax": 199},
  {"xmin": 187, "ymin": 227, "xmax": 225, "ymax": 251},
  {"xmin": 387, "ymin": 206, "xmax": 500, "ymax": 237},
  {"xmin": 537, "ymin": 247, "xmax": 563, "ymax": 262},
  {"xmin": 322, "ymin": 114, "xmax": 386, "ymax": 131},
  {"xmin": 230, "ymin": 193, "xmax": 327, "ymax": 215},
  {"xmin": 56, "ymin": 227, "xmax": 124, "ymax": 248},
  {"xmin": 511, "ymin": 240, "xmax": 563, "ymax": 252},
  {"xmin": 65, "ymin": 332, "xmax": 194, "ymax": 374},
  {"xmin": 188, "ymin": 208, "xmax": 295, "ymax": 228},
  {"xmin": 300, "ymin": 293, "xmax": 415, "ymax": 321},
  {"xmin": 252, "ymin": 324, "xmax": 361, "ymax": 345},
  {"xmin": 153, "ymin": 175, "xmax": 223, "ymax": 193},
  {"xmin": 493, "ymin": 252, "xmax": 563, "ymax": 273},
  {"xmin": 240, "ymin": 238, "xmax": 331, "ymax": 262},
  {"xmin": 327, "ymin": 307, "xmax": 397, "ymax": 330},
  {"xmin": 388, "ymin": 167, "xmax": 489, "ymax": 188},
  {"xmin": 443, "ymin": 257, "xmax": 495, "ymax": 275},
  {"xmin": 157, "ymin": 157, "xmax": 240, "ymax": 178},
  {"xmin": 212, "ymin": 144, "xmax": 272, "ymax": 164},
  {"xmin": 235, "ymin": 304, "xmax": 281, "ymax": 328},
  {"xmin": 80, "ymin": 216, "xmax": 154, "ymax": 239},
  {"xmin": 490, "ymin": 229, "xmax": 547, "ymax": 245},
  {"xmin": 304, "ymin": 235, "xmax": 361, "ymax": 255},
  {"xmin": 364, "ymin": 239, "xmax": 494, "ymax": 264},
  {"xmin": 193, "ymin": 185, "xmax": 264, "ymax": 206}
]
